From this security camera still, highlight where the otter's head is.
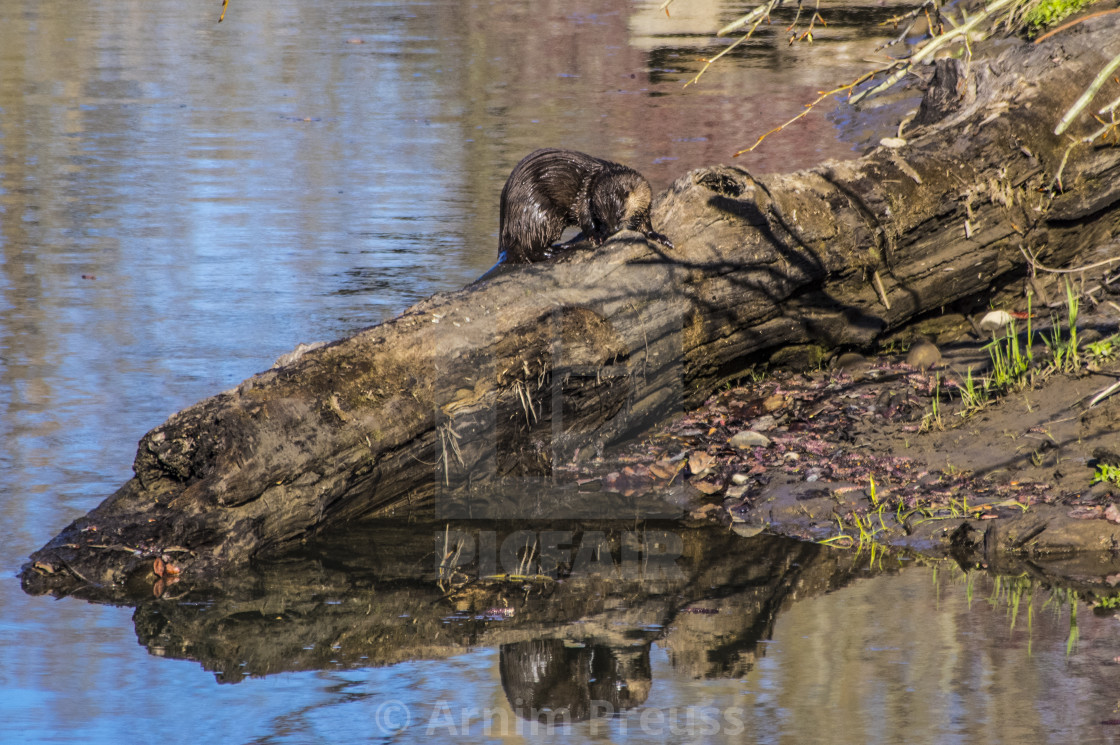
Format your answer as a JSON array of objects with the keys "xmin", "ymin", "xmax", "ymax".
[{"xmin": 589, "ymin": 170, "xmax": 673, "ymax": 249}]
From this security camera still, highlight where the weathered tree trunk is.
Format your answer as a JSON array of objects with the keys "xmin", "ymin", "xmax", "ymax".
[{"xmin": 22, "ymin": 24, "xmax": 1120, "ymax": 593}]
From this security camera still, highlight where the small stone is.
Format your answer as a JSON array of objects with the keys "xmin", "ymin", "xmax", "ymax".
[
  {"xmin": 834, "ymin": 352, "xmax": 870, "ymax": 374},
  {"xmin": 1105, "ymin": 503, "xmax": 1120, "ymax": 524},
  {"xmin": 731, "ymin": 473, "xmax": 750, "ymax": 485},
  {"xmin": 1080, "ymin": 328, "xmax": 1102, "ymax": 346},
  {"xmin": 880, "ymin": 137, "xmax": 907, "ymax": 148},
  {"xmin": 906, "ymin": 340, "xmax": 941, "ymax": 371},
  {"xmin": 762, "ymin": 394, "xmax": 786, "ymax": 413},
  {"xmin": 730, "ymin": 430, "xmax": 772, "ymax": 449},
  {"xmin": 1090, "ymin": 481, "xmax": 1117, "ymax": 500},
  {"xmin": 978, "ymin": 310, "xmax": 1012, "ymax": 332},
  {"xmin": 725, "ymin": 483, "xmax": 748, "ymax": 499},
  {"xmin": 731, "ymin": 523, "xmax": 766, "ymax": 538},
  {"xmin": 751, "ymin": 415, "xmax": 777, "ymax": 432}
]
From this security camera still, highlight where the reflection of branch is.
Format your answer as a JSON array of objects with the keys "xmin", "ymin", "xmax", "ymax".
[
  {"xmin": 717, "ymin": 0, "xmax": 783, "ymax": 37},
  {"xmin": 786, "ymin": 0, "xmax": 824, "ymax": 44},
  {"xmin": 789, "ymin": 12, "xmax": 825, "ymax": 45},
  {"xmin": 685, "ymin": 32, "xmax": 757, "ymax": 89},
  {"xmin": 876, "ymin": 0, "xmax": 937, "ymax": 51},
  {"xmin": 733, "ymin": 71, "xmax": 877, "ymax": 155},
  {"xmin": 685, "ymin": 0, "xmax": 782, "ymax": 89}
]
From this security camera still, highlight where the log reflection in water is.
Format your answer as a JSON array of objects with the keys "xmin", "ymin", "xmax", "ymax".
[{"xmin": 129, "ymin": 524, "xmax": 859, "ymax": 685}]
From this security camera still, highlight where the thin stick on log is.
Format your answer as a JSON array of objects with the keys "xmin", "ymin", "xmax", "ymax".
[
  {"xmin": 1055, "ymin": 51, "xmax": 1120, "ymax": 135},
  {"xmin": 1019, "ymin": 245, "xmax": 1120, "ymax": 275}
]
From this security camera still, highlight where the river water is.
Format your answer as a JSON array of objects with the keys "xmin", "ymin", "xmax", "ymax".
[{"xmin": 4, "ymin": 0, "xmax": 1120, "ymax": 742}]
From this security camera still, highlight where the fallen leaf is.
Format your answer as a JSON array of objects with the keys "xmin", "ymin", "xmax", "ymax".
[
  {"xmin": 689, "ymin": 503, "xmax": 721, "ymax": 519},
  {"xmin": 689, "ymin": 451, "xmax": 716, "ymax": 478},
  {"xmin": 649, "ymin": 460, "xmax": 679, "ymax": 480}
]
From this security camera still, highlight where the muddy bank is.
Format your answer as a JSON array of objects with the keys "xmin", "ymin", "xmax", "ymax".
[{"xmin": 577, "ymin": 303, "xmax": 1120, "ymax": 565}]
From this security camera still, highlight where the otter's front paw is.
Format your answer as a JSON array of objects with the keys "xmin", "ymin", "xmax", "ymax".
[{"xmin": 646, "ymin": 231, "xmax": 673, "ymax": 250}]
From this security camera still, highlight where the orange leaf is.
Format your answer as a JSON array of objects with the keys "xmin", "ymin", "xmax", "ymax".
[{"xmin": 649, "ymin": 460, "xmax": 679, "ymax": 480}]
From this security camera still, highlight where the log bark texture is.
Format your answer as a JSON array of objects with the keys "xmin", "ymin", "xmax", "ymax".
[{"xmin": 22, "ymin": 24, "xmax": 1120, "ymax": 593}]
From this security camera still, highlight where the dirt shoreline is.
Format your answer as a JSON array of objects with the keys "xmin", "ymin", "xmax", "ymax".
[{"xmin": 573, "ymin": 305, "xmax": 1120, "ymax": 568}]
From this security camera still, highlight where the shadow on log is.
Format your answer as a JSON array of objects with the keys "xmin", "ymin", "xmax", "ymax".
[{"xmin": 21, "ymin": 25, "xmax": 1120, "ymax": 593}]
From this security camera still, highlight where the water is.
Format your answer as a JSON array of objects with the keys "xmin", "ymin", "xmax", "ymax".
[{"xmin": 3, "ymin": 0, "xmax": 1119, "ymax": 742}]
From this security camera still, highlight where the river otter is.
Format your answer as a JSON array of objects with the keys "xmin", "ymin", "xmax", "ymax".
[{"xmin": 498, "ymin": 148, "xmax": 673, "ymax": 264}]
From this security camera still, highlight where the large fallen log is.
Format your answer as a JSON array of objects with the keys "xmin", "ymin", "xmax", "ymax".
[{"xmin": 22, "ymin": 23, "xmax": 1120, "ymax": 593}]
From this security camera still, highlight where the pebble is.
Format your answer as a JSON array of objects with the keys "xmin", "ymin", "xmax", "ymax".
[
  {"xmin": 906, "ymin": 340, "xmax": 941, "ymax": 371},
  {"xmin": 1080, "ymin": 327, "xmax": 1102, "ymax": 346},
  {"xmin": 762, "ymin": 394, "xmax": 786, "ymax": 413},
  {"xmin": 834, "ymin": 352, "xmax": 870, "ymax": 374},
  {"xmin": 725, "ymin": 484, "xmax": 748, "ymax": 499},
  {"xmin": 978, "ymin": 310, "xmax": 1012, "ymax": 332},
  {"xmin": 731, "ymin": 473, "xmax": 750, "ymax": 485},
  {"xmin": 731, "ymin": 523, "xmax": 766, "ymax": 538},
  {"xmin": 730, "ymin": 430, "xmax": 772, "ymax": 449},
  {"xmin": 751, "ymin": 415, "xmax": 777, "ymax": 432}
]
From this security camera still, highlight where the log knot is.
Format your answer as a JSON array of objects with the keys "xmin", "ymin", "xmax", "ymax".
[
  {"xmin": 695, "ymin": 167, "xmax": 747, "ymax": 198},
  {"xmin": 138, "ymin": 428, "xmax": 198, "ymax": 484},
  {"xmin": 916, "ymin": 58, "xmax": 969, "ymax": 127}
]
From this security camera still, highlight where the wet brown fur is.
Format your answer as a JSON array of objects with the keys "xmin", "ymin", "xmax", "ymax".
[{"xmin": 498, "ymin": 148, "xmax": 672, "ymax": 264}]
